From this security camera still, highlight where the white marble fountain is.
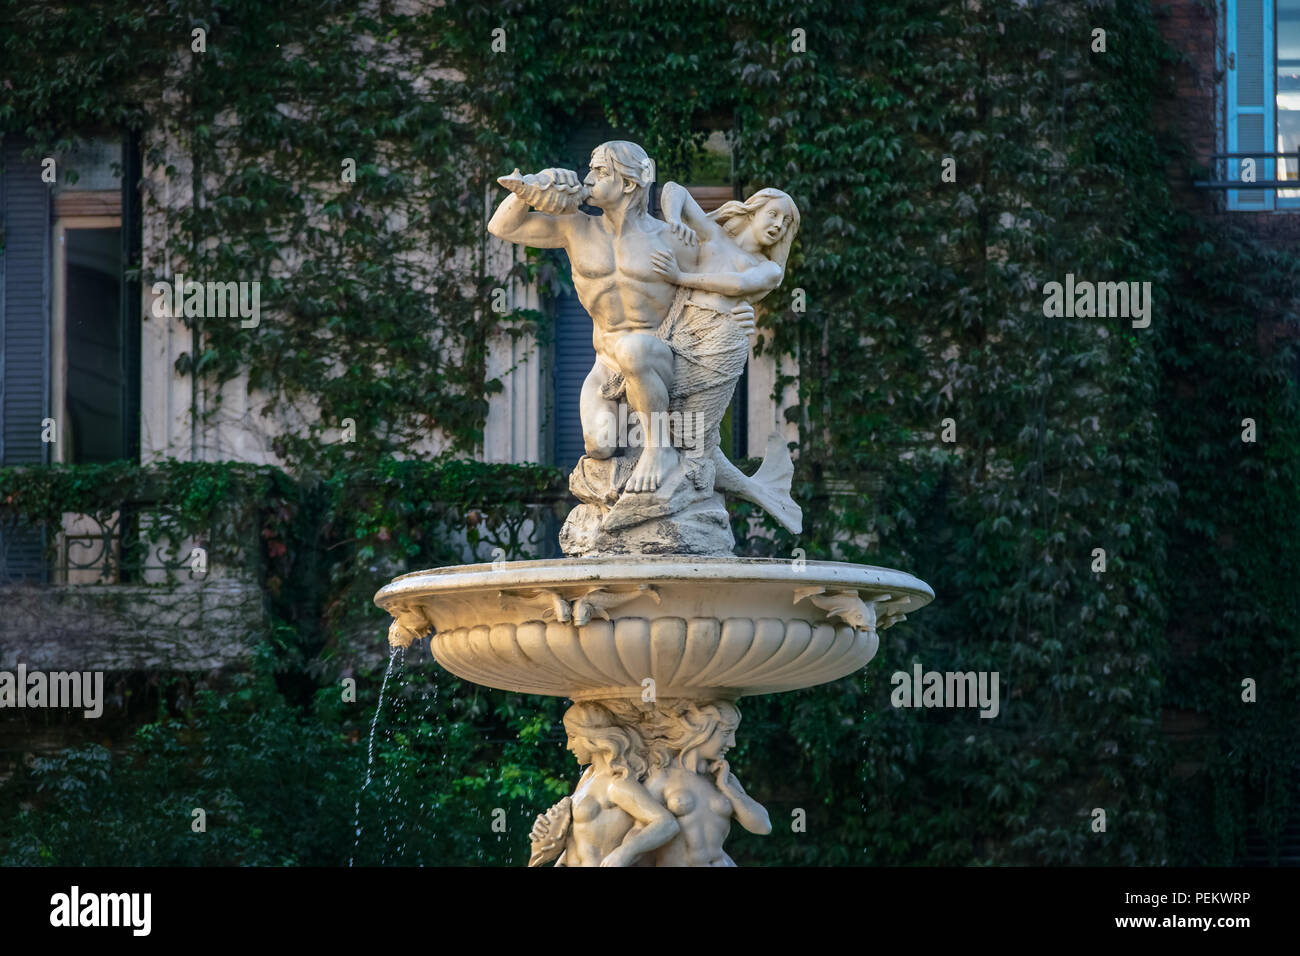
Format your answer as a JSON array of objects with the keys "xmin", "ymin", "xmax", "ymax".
[{"xmin": 375, "ymin": 141, "xmax": 933, "ymax": 866}]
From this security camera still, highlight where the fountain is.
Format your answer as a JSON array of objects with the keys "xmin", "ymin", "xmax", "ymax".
[{"xmin": 374, "ymin": 140, "xmax": 934, "ymax": 866}]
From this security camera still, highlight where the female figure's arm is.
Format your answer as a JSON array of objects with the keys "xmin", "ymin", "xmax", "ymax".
[
  {"xmin": 656, "ymin": 182, "xmax": 785, "ymax": 299},
  {"xmin": 599, "ymin": 778, "xmax": 680, "ymax": 867},
  {"xmin": 651, "ymin": 253, "xmax": 784, "ymax": 298},
  {"xmin": 713, "ymin": 761, "xmax": 772, "ymax": 835},
  {"xmin": 660, "ymin": 181, "xmax": 719, "ymax": 247}
]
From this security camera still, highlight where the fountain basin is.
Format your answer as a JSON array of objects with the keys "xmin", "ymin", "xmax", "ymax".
[{"xmin": 374, "ymin": 557, "xmax": 933, "ymax": 700}]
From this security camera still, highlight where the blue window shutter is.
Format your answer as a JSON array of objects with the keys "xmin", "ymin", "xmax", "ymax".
[
  {"xmin": 0, "ymin": 140, "xmax": 52, "ymax": 581},
  {"xmin": 1228, "ymin": 0, "xmax": 1276, "ymax": 210},
  {"xmin": 552, "ymin": 272, "xmax": 597, "ymax": 470}
]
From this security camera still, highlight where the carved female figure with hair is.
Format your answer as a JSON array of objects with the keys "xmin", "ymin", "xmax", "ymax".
[
  {"xmin": 642, "ymin": 700, "xmax": 772, "ymax": 866},
  {"xmin": 649, "ymin": 184, "xmax": 804, "ymax": 533},
  {"xmin": 528, "ymin": 700, "xmax": 677, "ymax": 866}
]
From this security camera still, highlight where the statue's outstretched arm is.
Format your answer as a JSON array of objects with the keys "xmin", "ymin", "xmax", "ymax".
[
  {"xmin": 661, "ymin": 181, "xmax": 717, "ymax": 244},
  {"xmin": 598, "ymin": 778, "xmax": 680, "ymax": 867},
  {"xmin": 487, "ymin": 192, "xmax": 572, "ymax": 249}
]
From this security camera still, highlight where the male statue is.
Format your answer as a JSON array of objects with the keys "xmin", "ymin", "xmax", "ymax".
[{"xmin": 487, "ymin": 141, "xmax": 746, "ymax": 495}]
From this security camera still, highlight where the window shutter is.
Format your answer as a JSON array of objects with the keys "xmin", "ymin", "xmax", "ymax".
[
  {"xmin": 1228, "ymin": 0, "xmax": 1276, "ymax": 209},
  {"xmin": 550, "ymin": 123, "xmax": 616, "ymax": 469},
  {"xmin": 552, "ymin": 275, "xmax": 598, "ymax": 470},
  {"xmin": 121, "ymin": 132, "xmax": 142, "ymax": 461},
  {"xmin": 0, "ymin": 140, "xmax": 52, "ymax": 581}
]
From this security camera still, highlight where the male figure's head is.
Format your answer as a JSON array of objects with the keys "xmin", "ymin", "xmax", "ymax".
[{"xmin": 585, "ymin": 141, "xmax": 654, "ymax": 214}]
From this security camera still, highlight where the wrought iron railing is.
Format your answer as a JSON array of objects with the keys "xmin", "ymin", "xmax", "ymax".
[
  {"xmin": 0, "ymin": 491, "xmax": 259, "ymax": 586},
  {"xmin": 0, "ymin": 465, "xmax": 572, "ymax": 586},
  {"xmin": 1194, "ymin": 151, "xmax": 1300, "ymax": 190}
]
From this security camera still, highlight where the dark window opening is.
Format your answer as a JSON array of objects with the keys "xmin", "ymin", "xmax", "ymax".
[{"xmin": 64, "ymin": 227, "xmax": 125, "ymax": 463}]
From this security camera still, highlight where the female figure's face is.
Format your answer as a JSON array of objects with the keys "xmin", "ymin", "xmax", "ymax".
[
  {"xmin": 566, "ymin": 732, "xmax": 594, "ymax": 766},
  {"xmin": 699, "ymin": 723, "xmax": 737, "ymax": 762},
  {"xmin": 748, "ymin": 199, "xmax": 792, "ymax": 248}
]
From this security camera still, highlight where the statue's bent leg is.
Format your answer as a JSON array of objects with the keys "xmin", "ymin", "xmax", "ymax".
[
  {"xmin": 580, "ymin": 360, "xmax": 620, "ymax": 459},
  {"xmin": 613, "ymin": 333, "xmax": 678, "ymax": 493}
]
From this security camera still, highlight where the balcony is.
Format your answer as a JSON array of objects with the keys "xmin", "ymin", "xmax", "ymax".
[
  {"xmin": 0, "ymin": 460, "xmax": 570, "ymax": 674},
  {"xmin": 0, "ymin": 466, "xmax": 269, "ymax": 673}
]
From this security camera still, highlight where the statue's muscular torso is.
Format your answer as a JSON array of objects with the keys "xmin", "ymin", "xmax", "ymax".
[{"xmin": 566, "ymin": 215, "xmax": 698, "ymax": 361}]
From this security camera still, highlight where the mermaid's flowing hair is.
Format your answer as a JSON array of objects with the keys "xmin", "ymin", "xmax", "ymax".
[
  {"xmin": 563, "ymin": 700, "xmax": 649, "ymax": 780},
  {"xmin": 648, "ymin": 700, "xmax": 742, "ymax": 772}
]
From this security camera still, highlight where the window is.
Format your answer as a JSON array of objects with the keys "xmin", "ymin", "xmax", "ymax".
[
  {"xmin": 0, "ymin": 135, "xmax": 140, "ymax": 580},
  {"xmin": 57, "ymin": 225, "xmax": 125, "ymax": 462},
  {"xmin": 1279, "ymin": 0, "xmax": 1300, "ymax": 200},
  {"xmin": 1226, "ymin": 0, "xmax": 1300, "ymax": 209}
]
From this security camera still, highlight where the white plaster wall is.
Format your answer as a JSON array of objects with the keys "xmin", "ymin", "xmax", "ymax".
[
  {"xmin": 746, "ymin": 333, "xmax": 801, "ymax": 459},
  {"xmin": 482, "ymin": 204, "xmax": 545, "ymax": 464}
]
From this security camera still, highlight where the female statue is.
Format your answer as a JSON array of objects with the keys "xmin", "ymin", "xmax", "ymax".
[
  {"xmin": 649, "ymin": 185, "xmax": 803, "ymax": 533},
  {"xmin": 528, "ymin": 700, "xmax": 678, "ymax": 867},
  {"xmin": 643, "ymin": 700, "xmax": 772, "ymax": 867}
]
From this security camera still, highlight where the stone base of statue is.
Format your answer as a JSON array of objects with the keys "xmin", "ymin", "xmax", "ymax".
[{"xmin": 559, "ymin": 450, "xmax": 734, "ymax": 557}]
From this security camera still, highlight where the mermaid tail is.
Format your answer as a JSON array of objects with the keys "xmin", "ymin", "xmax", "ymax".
[{"xmin": 712, "ymin": 433, "xmax": 802, "ymax": 534}]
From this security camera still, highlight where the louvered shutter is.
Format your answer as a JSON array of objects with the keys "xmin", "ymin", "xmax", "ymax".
[
  {"xmin": 552, "ymin": 276, "xmax": 598, "ymax": 470},
  {"xmin": 1228, "ymin": 0, "xmax": 1276, "ymax": 209},
  {"xmin": 0, "ymin": 140, "xmax": 51, "ymax": 581},
  {"xmin": 550, "ymin": 124, "xmax": 616, "ymax": 469},
  {"xmin": 121, "ymin": 133, "xmax": 142, "ymax": 461}
]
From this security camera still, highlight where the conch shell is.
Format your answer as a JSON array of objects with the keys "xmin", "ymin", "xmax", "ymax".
[
  {"xmin": 497, "ymin": 168, "xmax": 590, "ymax": 214},
  {"xmin": 528, "ymin": 796, "xmax": 571, "ymax": 867}
]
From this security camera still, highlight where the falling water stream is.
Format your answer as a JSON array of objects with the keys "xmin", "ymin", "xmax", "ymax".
[
  {"xmin": 350, "ymin": 645, "xmax": 403, "ymax": 867},
  {"xmin": 380, "ymin": 655, "xmax": 404, "ymax": 863},
  {"xmin": 861, "ymin": 669, "xmax": 869, "ymax": 861}
]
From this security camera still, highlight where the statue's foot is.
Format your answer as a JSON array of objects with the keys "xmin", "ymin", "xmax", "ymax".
[{"xmin": 625, "ymin": 446, "xmax": 678, "ymax": 493}]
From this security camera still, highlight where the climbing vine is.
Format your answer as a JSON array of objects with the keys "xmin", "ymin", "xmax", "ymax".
[{"xmin": 1, "ymin": 0, "xmax": 1297, "ymax": 865}]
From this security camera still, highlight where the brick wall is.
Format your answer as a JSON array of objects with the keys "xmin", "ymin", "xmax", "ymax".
[{"xmin": 1156, "ymin": 0, "xmax": 1300, "ymax": 242}]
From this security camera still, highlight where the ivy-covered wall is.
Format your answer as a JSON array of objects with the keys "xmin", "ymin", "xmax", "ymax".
[{"xmin": 1, "ymin": 0, "xmax": 1297, "ymax": 865}]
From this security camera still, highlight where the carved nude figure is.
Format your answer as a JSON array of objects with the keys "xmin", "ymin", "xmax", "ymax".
[
  {"xmin": 488, "ymin": 141, "xmax": 702, "ymax": 494},
  {"xmin": 649, "ymin": 185, "xmax": 803, "ymax": 532},
  {"xmin": 527, "ymin": 700, "xmax": 678, "ymax": 867},
  {"xmin": 489, "ymin": 141, "xmax": 804, "ymax": 546},
  {"xmin": 644, "ymin": 700, "xmax": 772, "ymax": 866}
]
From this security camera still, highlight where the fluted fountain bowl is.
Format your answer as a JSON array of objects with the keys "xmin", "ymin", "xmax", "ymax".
[{"xmin": 374, "ymin": 556, "xmax": 933, "ymax": 701}]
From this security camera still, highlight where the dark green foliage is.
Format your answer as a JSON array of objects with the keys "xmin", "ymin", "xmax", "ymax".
[
  {"xmin": 1, "ymin": 0, "xmax": 1296, "ymax": 865},
  {"xmin": 0, "ymin": 665, "xmax": 575, "ymax": 866},
  {"xmin": 1156, "ymin": 225, "xmax": 1300, "ymax": 864}
]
